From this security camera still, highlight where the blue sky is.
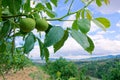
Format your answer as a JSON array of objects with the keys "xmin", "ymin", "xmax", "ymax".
[{"xmin": 26, "ymin": 0, "xmax": 120, "ymax": 59}]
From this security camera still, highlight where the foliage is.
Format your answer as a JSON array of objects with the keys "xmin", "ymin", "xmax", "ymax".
[
  {"xmin": 45, "ymin": 57, "xmax": 78, "ymax": 80},
  {"xmin": 0, "ymin": 51, "xmax": 31, "ymax": 79},
  {"xmin": 0, "ymin": 0, "xmax": 111, "ymax": 77},
  {"xmin": 76, "ymin": 57, "xmax": 120, "ymax": 80},
  {"xmin": 77, "ymin": 68, "xmax": 91, "ymax": 80},
  {"xmin": 0, "ymin": 0, "xmax": 110, "ymax": 61},
  {"xmin": 102, "ymin": 59, "xmax": 120, "ymax": 80}
]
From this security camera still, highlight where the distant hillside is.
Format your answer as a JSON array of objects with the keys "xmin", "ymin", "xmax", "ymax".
[
  {"xmin": 77, "ymin": 54, "xmax": 120, "ymax": 61},
  {"xmin": 75, "ymin": 55, "xmax": 120, "ymax": 80},
  {"xmin": 31, "ymin": 54, "xmax": 120, "ymax": 64}
]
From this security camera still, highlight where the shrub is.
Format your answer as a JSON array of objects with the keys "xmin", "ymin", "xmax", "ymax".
[
  {"xmin": 45, "ymin": 57, "xmax": 78, "ymax": 80},
  {"xmin": 102, "ymin": 66, "xmax": 120, "ymax": 80},
  {"xmin": 0, "ymin": 52, "xmax": 31, "ymax": 76}
]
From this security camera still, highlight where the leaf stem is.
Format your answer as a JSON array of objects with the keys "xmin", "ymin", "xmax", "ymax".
[
  {"xmin": 67, "ymin": 0, "xmax": 74, "ymax": 14},
  {"xmin": 46, "ymin": 0, "xmax": 94, "ymax": 21}
]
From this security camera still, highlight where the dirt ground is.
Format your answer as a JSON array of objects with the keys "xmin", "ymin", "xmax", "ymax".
[{"xmin": 0, "ymin": 66, "xmax": 38, "ymax": 80}]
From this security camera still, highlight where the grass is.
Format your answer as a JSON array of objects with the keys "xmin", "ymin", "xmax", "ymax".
[
  {"xmin": 29, "ymin": 65, "xmax": 51, "ymax": 80},
  {"xmin": 0, "ymin": 63, "xmax": 51, "ymax": 80}
]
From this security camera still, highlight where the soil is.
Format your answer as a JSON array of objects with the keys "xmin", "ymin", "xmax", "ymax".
[{"xmin": 0, "ymin": 66, "xmax": 38, "ymax": 80}]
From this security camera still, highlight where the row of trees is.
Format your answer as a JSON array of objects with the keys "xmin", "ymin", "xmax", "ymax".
[
  {"xmin": 44, "ymin": 57, "xmax": 90, "ymax": 80},
  {"xmin": 78, "ymin": 58, "xmax": 120, "ymax": 80}
]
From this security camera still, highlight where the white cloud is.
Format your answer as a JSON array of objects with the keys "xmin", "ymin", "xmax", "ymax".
[
  {"xmin": 96, "ymin": 31, "xmax": 106, "ymax": 35},
  {"xmin": 96, "ymin": 30, "xmax": 115, "ymax": 35},
  {"xmin": 62, "ymin": 15, "xmax": 75, "ymax": 29},
  {"xmin": 116, "ymin": 21, "xmax": 120, "ymax": 27},
  {"xmin": 90, "ymin": 34, "xmax": 104, "ymax": 40},
  {"xmin": 93, "ymin": 0, "xmax": 120, "ymax": 14},
  {"xmin": 107, "ymin": 31, "xmax": 115, "ymax": 34},
  {"xmin": 94, "ymin": 38, "xmax": 120, "ymax": 53},
  {"xmin": 29, "ymin": 46, "xmax": 40, "ymax": 58},
  {"xmin": 15, "ymin": 37, "xmax": 24, "ymax": 47},
  {"xmin": 115, "ymin": 35, "xmax": 120, "ymax": 40},
  {"xmin": 64, "ymin": 55, "xmax": 91, "ymax": 59},
  {"xmin": 89, "ymin": 31, "xmax": 120, "ymax": 55},
  {"xmin": 118, "ymin": 10, "xmax": 120, "ymax": 13},
  {"xmin": 90, "ymin": 21, "xmax": 99, "ymax": 32}
]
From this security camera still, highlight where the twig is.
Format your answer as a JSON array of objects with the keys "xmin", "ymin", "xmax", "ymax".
[
  {"xmin": 67, "ymin": 0, "xmax": 74, "ymax": 14},
  {"xmin": 46, "ymin": 0, "xmax": 94, "ymax": 21},
  {"xmin": 2, "ymin": 14, "xmax": 27, "ymax": 18},
  {"xmin": 47, "ymin": 19, "xmax": 75, "ymax": 21}
]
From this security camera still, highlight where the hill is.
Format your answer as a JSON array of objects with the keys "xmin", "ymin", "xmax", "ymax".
[{"xmin": 75, "ymin": 55, "xmax": 120, "ymax": 80}]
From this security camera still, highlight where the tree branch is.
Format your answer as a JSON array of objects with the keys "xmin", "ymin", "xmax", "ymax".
[
  {"xmin": 1, "ymin": 0, "xmax": 94, "ymax": 21},
  {"xmin": 47, "ymin": 19, "xmax": 75, "ymax": 21},
  {"xmin": 2, "ymin": 14, "xmax": 27, "ymax": 18},
  {"xmin": 46, "ymin": 0, "xmax": 94, "ymax": 21}
]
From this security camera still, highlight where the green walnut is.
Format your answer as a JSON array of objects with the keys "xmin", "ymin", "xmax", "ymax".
[
  {"xmin": 35, "ymin": 18, "xmax": 48, "ymax": 31},
  {"xmin": 20, "ymin": 18, "xmax": 36, "ymax": 33}
]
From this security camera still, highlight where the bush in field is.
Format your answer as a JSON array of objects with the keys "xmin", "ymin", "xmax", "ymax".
[
  {"xmin": 76, "ymin": 67, "xmax": 91, "ymax": 80},
  {"xmin": 0, "ymin": 51, "xmax": 31, "ymax": 77},
  {"xmin": 102, "ymin": 61, "xmax": 120, "ymax": 80},
  {"xmin": 45, "ymin": 57, "xmax": 78, "ymax": 80}
]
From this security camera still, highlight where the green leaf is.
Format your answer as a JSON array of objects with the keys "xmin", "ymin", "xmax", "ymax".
[
  {"xmin": 0, "ymin": 0, "xmax": 2, "ymax": 21},
  {"xmin": 50, "ymin": 0, "xmax": 58, "ymax": 7},
  {"xmin": 24, "ymin": 32, "xmax": 35, "ymax": 54},
  {"xmin": 78, "ymin": 19, "xmax": 91, "ymax": 34},
  {"xmin": 54, "ymin": 30, "xmax": 69, "ymax": 53},
  {"xmin": 0, "ymin": 20, "xmax": 11, "ymax": 39},
  {"xmin": 44, "ymin": 47, "xmax": 49, "ymax": 62},
  {"xmin": 45, "ymin": 24, "xmax": 53, "ymax": 34},
  {"xmin": 46, "ymin": 2, "xmax": 52, "ymax": 10},
  {"xmin": 72, "ymin": 20, "xmax": 79, "ymax": 30},
  {"xmin": 96, "ymin": 0, "xmax": 102, "ymax": 7},
  {"xmin": 92, "ymin": 19, "xmax": 106, "ymax": 31},
  {"xmin": 35, "ymin": 3, "xmax": 45, "ymax": 11},
  {"xmin": 7, "ymin": 0, "xmax": 22, "ymax": 14},
  {"xmin": 37, "ymin": 37, "xmax": 44, "ymax": 59},
  {"xmin": 104, "ymin": 0, "xmax": 110, "ymax": 5},
  {"xmin": 24, "ymin": 0, "xmax": 31, "ymax": 13},
  {"xmin": 37, "ymin": 37, "xmax": 49, "ymax": 62},
  {"xmin": 0, "ymin": 42, "xmax": 6, "ymax": 53},
  {"xmin": 2, "ymin": 0, "xmax": 8, "ymax": 8},
  {"xmin": 85, "ymin": 36, "xmax": 94, "ymax": 54},
  {"xmin": 95, "ymin": 17, "xmax": 110, "ymax": 28},
  {"xmin": 45, "ymin": 8, "xmax": 56, "ymax": 18},
  {"xmin": 71, "ymin": 29, "xmax": 90, "ymax": 51},
  {"xmin": 44, "ymin": 26, "xmax": 64, "ymax": 47},
  {"xmin": 76, "ymin": 10, "xmax": 80, "ymax": 20},
  {"xmin": 33, "ymin": 12, "xmax": 40, "ymax": 19},
  {"xmin": 81, "ymin": 9, "xmax": 85, "ymax": 19},
  {"xmin": 86, "ymin": 10, "xmax": 92, "ymax": 20}
]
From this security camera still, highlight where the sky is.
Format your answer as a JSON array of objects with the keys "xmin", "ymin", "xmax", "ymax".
[{"xmin": 27, "ymin": 0, "xmax": 120, "ymax": 59}]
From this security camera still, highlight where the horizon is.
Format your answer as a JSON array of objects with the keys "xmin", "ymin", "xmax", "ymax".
[{"xmin": 29, "ymin": 53, "xmax": 120, "ymax": 60}]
